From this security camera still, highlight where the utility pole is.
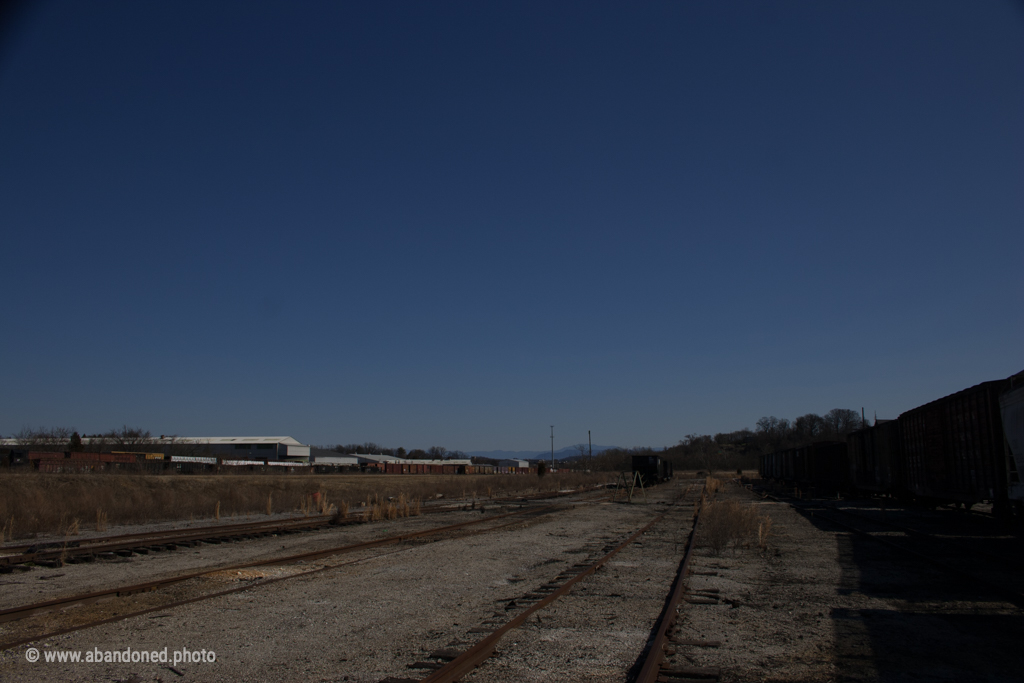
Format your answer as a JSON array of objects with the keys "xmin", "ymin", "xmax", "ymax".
[
  {"xmin": 550, "ymin": 425, "xmax": 554, "ymax": 470},
  {"xmin": 588, "ymin": 430, "xmax": 592, "ymax": 471}
]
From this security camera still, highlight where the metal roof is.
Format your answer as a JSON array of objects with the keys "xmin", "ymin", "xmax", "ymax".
[
  {"xmin": 356, "ymin": 454, "xmax": 472, "ymax": 465},
  {"xmin": 155, "ymin": 436, "xmax": 305, "ymax": 446}
]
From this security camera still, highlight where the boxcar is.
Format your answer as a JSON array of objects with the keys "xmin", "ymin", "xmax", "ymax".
[
  {"xmin": 807, "ymin": 441, "xmax": 850, "ymax": 492},
  {"xmin": 1000, "ymin": 373, "xmax": 1024, "ymax": 511},
  {"xmin": 631, "ymin": 455, "xmax": 672, "ymax": 485},
  {"xmin": 848, "ymin": 420, "xmax": 903, "ymax": 495},
  {"xmin": 899, "ymin": 378, "xmax": 1010, "ymax": 509}
]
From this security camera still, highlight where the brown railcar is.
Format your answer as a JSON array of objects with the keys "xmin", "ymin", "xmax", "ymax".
[
  {"xmin": 848, "ymin": 420, "xmax": 903, "ymax": 495},
  {"xmin": 899, "ymin": 379, "xmax": 1009, "ymax": 509}
]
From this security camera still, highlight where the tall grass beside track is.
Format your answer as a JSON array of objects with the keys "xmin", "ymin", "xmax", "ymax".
[
  {"xmin": 697, "ymin": 476, "xmax": 774, "ymax": 555},
  {"xmin": 0, "ymin": 472, "xmax": 610, "ymax": 539}
]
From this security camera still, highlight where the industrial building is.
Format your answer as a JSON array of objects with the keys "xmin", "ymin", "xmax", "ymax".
[
  {"xmin": 498, "ymin": 459, "xmax": 531, "ymax": 468},
  {"xmin": 155, "ymin": 436, "xmax": 311, "ymax": 461}
]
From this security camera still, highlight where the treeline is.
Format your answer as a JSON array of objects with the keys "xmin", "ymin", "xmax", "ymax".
[
  {"xmin": 581, "ymin": 428, "xmax": 758, "ymax": 474},
  {"xmin": 752, "ymin": 408, "xmax": 864, "ymax": 451},
  {"xmin": 7, "ymin": 426, "xmax": 213, "ymax": 458},
  {"xmin": 12, "ymin": 426, "xmax": 155, "ymax": 451},
  {"xmin": 12, "ymin": 407, "xmax": 867, "ymax": 473},
  {"xmin": 574, "ymin": 407, "xmax": 865, "ymax": 474}
]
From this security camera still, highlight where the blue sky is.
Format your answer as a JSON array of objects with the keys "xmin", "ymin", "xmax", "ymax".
[{"xmin": 1, "ymin": 1, "xmax": 1022, "ymax": 451}]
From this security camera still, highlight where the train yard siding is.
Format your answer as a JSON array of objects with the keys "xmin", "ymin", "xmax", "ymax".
[
  {"xmin": 0, "ymin": 490, "xmax": 657, "ymax": 682},
  {"xmin": 760, "ymin": 369, "xmax": 1024, "ymax": 514},
  {"xmin": 1, "ymin": 479, "xmax": 1021, "ymax": 682}
]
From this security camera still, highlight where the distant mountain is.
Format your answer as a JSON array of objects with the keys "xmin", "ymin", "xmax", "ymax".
[
  {"xmin": 465, "ymin": 450, "xmax": 544, "ymax": 461},
  {"xmin": 466, "ymin": 445, "xmax": 618, "ymax": 461}
]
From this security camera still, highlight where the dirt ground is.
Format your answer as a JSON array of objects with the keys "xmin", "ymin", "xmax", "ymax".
[{"xmin": 1, "ymin": 475, "xmax": 1020, "ymax": 682}]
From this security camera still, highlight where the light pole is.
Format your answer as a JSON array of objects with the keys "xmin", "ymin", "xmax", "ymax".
[{"xmin": 550, "ymin": 425, "xmax": 554, "ymax": 470}]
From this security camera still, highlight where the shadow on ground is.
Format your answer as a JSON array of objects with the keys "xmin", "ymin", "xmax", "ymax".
[{"xmin": 794, "ymin": 503, "xmax": 1024, "ymax": 683}]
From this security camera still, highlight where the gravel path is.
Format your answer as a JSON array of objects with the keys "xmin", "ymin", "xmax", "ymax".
[{"xmin": 0, "ymin": 488, "xmax": 637, "ymax": 682}]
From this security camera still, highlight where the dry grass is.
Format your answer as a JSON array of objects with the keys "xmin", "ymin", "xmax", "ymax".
[
  {"xmin": 58, "ymin": 514, "xmax": 80, "ymax": 537},
  {"xmin": 361, "ymin": 492, "xmax": 416, "ymax": 521},
  {"xmin": 0, "ymin": 472, "xmax": 610, "ymax": 538},
  {"xmin": 757, "ymin": 515, "xmax": 773, "ymax": 550},
  {"xmin": 698, "ymin": 499, "xmax": 772, "ymax": 555}
]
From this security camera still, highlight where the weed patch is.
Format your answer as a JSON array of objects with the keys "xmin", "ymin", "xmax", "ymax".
[
  {"xmin": 698, "ymin": 499, "xmax": 770, "ymax": 555},
  {"xmin": 0, "ymin": 472, "xmax": 609, "ymax": 537}
]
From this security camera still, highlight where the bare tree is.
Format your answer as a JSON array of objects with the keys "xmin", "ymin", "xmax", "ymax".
[
  {"xmin": 793, "ymin": 413, "xmax": 825, "ymax": 441},
  {"xmin": 824, "ymin": 408, "xmax": 861, "ymax": 437},
  {"xmin": 428, "ymin": 446, "xmax": 448, "ymax": 460},
  {"xmin": 14, "ymin": 427, "xmax": 73, "ymax": 450},
  {"xmin": 105, "ymin": 426, "xmax": 154, "ymax": 449},
  {"xmin": 755, "ymin": 417, "xmax": 791, "ymax": 450},
  {"xmin": 570, "ymin": 444, "xmax": 589, "ymax": 470},
  {"xmin": 685, "ymin": 433, "xmax": 718, "ymax": 472}
]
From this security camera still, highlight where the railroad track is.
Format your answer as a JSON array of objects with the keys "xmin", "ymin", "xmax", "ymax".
[
  {"xmin": 376, "ymin": 481, "xmax": 707, "ymax": 683},
  {"xmin": 812, "ymin": 500, "xmax": 1024, "ymax": 574},
  {"xmin": 0, "ymin": 490, "xmax": 611, "ymax": 651},
  {"xmin": 0, "ymin": 514, "xmax": 336, "ymax": 569},
  {"xmin": 762, "ymin": 490, "xmax": 1024, "ymax": 610},
  {"xmin": 0, "ymin": 484, "xmax": 607, "ymax": 570}
]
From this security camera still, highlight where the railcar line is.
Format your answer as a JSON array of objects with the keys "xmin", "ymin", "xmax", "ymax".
[
  {"xmin": 0, "ymin": 494, "xmax": 609, "ymax": 650},
  {"xmin": 811, "ymin": 499, "xmax": 1024, "ymax": 574},
  {"xmin": 764, "ymin": 491, "xmax": 1024, "ymax": 610},
  {"xmin": 378, "ymin": 481, "xmax": 704, "ymax": 683},
  {"xmin": 0, "ymin": 485, "xmax": 605, "ymax": 570}
]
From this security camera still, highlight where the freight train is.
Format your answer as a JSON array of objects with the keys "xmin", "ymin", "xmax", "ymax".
[
  {"xmin": 0, "ymin": 451, "xmax": 537, "ymax": 476},
  {"xmin": 632, "ymin": 454, "xmax": 673, "ymax": 485},
  {"xmin": 759, "ymin": 370, "xmax": 1024, "ymax": 516}
]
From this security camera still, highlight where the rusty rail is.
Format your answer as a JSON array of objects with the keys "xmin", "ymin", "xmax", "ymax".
[
  {"xmin": 0, "ymin": 514, "xmax": 339, "ymax": 567},
  {"xmin": 0, "ymin": 485, "xmax": 608, "ymax": 567},
  {"xmin": 417, "ymin": 486, "xmax": 701, "ymax": 683},
  {"xmin": 634, "ymin": 488, "xmax": 705, "ymax": 683},
  {"xmin": 0, "ymin": 501, "xmax": 576, "ymax": 652},
  {"xmin": 0, "ymin": 501, "xmax": 575, "ymax": 631},
  {"xmin": 791, "ymin": 503, "xmax": 1024, "ymax": 610},
  {"xmin": 0, "ymin": 515, "xmax": 333, "ymax": 555}
]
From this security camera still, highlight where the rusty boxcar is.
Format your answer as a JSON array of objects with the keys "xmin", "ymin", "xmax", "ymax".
[{"xmin": 899, "ymin": 378, "xmax": 1010, "ymax": 511}]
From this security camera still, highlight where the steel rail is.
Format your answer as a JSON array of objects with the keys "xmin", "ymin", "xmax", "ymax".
[
  {"xmin": 765, "ymin": 492, "xmax": 1024, "ymax": 610},
  {"xmin": 0, "ymin": 515, "xmax": 340, "ymax": 567},
  {"xmin": 0, "ymin": 500, "xmax": 581, "ymax": 628},
  {"xmin": 0, "ymin": 503, "xmax": 572, "ymax": 652},
  {"xmin": 0, "ymin": 516, "xmax": 331, "ymax": 555},
  {"xmin": 805, "ymin": 508, "xmax": 1024, "ymax": 609},
  {"xmin": 0, "ymin": 514, "xmax": 335, "ymax": 555},
  {"xmin": 0, "ymin": 484, "xmax": 608, "ymax": 566},
  {"xmin": 803, "ymin": 500, "xmax": 1024, "ymax": 574},
  {"xmin": 416, "ymin": 488, "xmax": 695, "ymax": 683},
  {"xmin": 634, "ymin": 487, "xmax": 705, "ymax": 683}
]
